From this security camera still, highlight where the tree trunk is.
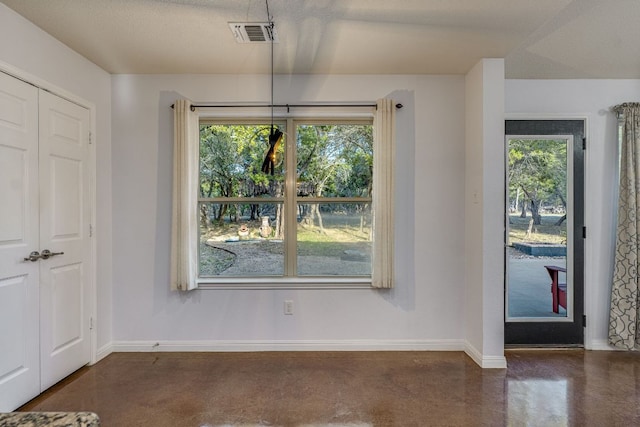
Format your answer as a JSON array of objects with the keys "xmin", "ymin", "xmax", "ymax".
[
  {"xmin": 313, "ymin": 204, "xmax": 325, "ymax": 233},
  {"xmin": 274, "ymin": 205, "xmax": 284, "ymax": 239},
  {"xmin": 200, "ymin": 204, "xmax": 209, "ymax": 228},
  {"xmin": 216, "ymin": 204, "xmax": 227, "ymax": 222},
  {"xmin": 299, "ymin": 204, "xmax": 312, "ymax": 226},
  {"xmin": 520, "ymin": 198, "xmax": 527, "ymax": 218},
  {"xmin": 556, "ymin": 190, "xmax": 567, "ymax": 211},
  {"xmin": 530, "ymin": 199, "xmax": 542, "ymax": 225},
  {"xmin": 525, "ymin": 218, "xmax": 534, "ymax": 239},
  {"xmin": 309, "ymin": 185, "xmax": 326, "ymax": 233},
  {"xmin": 554, "ymin": 214, "xmax": 567, "ymax": 226},
  {"xmin": 274, "ymin": 182, "xmax": 284, "ymax": 239}
]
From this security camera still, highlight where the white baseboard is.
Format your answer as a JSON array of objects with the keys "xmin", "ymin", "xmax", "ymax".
[
  {"xmin": 93, "ymin": 339, "xmax": 510, "ymax": 369},
  {"xmin": 95, "ymin": 343, "xmax": 113, "ymax": 363},
  {"xmin": 464, "ymin": 341, "xmax": 507, "ymax": 369},
  {"xmin": 110, "ymin": 339, "xmax": 466, "ymax": 353},
  {"xmin": 589, "ymin": 339, "xmax": 624, "ymax": 351},
  {"xmin": 93, "ymin": 339, "xmax": 621, "ymax": 367}
]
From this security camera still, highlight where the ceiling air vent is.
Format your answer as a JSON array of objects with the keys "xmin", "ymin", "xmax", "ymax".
[{"xmin": 229, "ymin": 22, "xmax": 279, "ymax": 43}]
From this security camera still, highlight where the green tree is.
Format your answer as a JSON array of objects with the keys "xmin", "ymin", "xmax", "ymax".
[
  {"xmin": 333, "ymin": 125, "xmax": 373, "ymax": 232},
  {"xmin": 199, "ymin": 124, "xmax": 282, "ymax": 225},
  {"xmin": 508, "ymin": 139, "xmax": 566, "ymax": 225},
  {"xmin": 199, "ymin": 123, "xmax": 371, "ymax": 238},
  {"xmin": 296, "ymin": 124, "xmax": 372, "ymax": 231}
]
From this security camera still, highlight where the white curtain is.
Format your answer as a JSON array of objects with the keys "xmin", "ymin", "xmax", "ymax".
[
  {"xmin": 170, "ymin": 100, "xmax": 199, "ymax": 291},
  {"xmin": 372, "ymin": 98, "xmax": 396, "ymax": 289},
  {"xmin": 609, "ymin": 102, "xmax": 640, "ymax": 349}
]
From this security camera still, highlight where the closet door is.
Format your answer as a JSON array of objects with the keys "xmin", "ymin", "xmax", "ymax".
[
  {"xmin": 0, "ymin": 74, "xmax": 92, "ymax": 410},
  {"xmin": 38, "ymin": 90, "xmax": 91, "ymax": 391},
  {"xmin": 0, "ymin": 73, "xmax": 40, "ymax": 411}
]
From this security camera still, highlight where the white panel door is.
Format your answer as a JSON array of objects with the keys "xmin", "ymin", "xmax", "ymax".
[
  {"xmin": 0, "ymin": 73, "xmax": 40, "ymax": 411},
  {"xmin": 38, "ymin": 90, "xmax": 91, "ymax": 391}
]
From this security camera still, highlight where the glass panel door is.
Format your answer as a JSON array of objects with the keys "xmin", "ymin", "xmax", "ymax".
[
  {"xmin": 504, "ymin": 119, "xmax": 584, "ymax": 346},
  {"xmin": 505, "ymin": 137, "xmax": 572, "ymax": 321}
]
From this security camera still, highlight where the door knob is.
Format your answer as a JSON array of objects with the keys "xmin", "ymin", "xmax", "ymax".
[
  {"xmin": 41, "ymin": 249, "xmax": 64, "ymax": 260},
  {"xmin": 24, "ymin": 251, "xmax": 41, "ymax": 262}
]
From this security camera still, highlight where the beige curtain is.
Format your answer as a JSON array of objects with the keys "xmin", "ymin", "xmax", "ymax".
[
  {"xmin": 609, "ymin": 102, "xmax": 640, "ymax": 349},
  {"xmin": 372, "ymin": 98, "xmax": 396, "ymax": 289},
  {"xmin": 170, "ymin": 100, "xmax": 199, "ymax": 291}
]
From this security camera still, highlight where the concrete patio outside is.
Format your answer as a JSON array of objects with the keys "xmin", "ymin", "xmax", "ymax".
[{"xmin": 507, "ymin": 256, "xmax": 568, "ymax": 318}]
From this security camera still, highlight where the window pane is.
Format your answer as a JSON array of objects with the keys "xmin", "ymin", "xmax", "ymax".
[
  {"xmin": 297, "ymin": 203, "xmax": 371, "ymax": 276},
  {"xmin": 296, "ymin": 124, "xmax": 372, "ymax": 198},
  {"xmin": 200, "ymin": 124, "xmax": 285, "ymax": 199},
  {"xmin": 198, "ymin": 120, "xmax": 374, "ymax": 282},
  {"xmin": 199, "ymin": 202, "xmax": 284, "ymax": 277},
  {"xmin": 506, "ymin": 138, "xmax": 569, "ymax": 319}
]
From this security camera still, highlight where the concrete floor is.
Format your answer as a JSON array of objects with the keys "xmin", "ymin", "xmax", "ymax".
[{"xmin": 17, "ymin": 350, "xmax": 640, "ymax": 426}]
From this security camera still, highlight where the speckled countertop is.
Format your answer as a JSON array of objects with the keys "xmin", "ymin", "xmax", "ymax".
[{"xmin": 0, "ymin": 412, "xmax": 100, "ymax": 426}]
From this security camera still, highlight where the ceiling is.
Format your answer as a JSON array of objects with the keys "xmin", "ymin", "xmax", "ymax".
[{"xmin": 3, "ymin": 0, "xmax": 640, "ymax": 78}]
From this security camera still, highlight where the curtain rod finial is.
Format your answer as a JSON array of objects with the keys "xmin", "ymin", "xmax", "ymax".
[{"xmin": 170, "ymin": 103, "xmax": 196, "ymax": 111}]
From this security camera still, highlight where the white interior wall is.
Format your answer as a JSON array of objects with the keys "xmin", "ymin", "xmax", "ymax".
[
  {"xmin": 464, "ymin": 59, "xmax": 506, "ymax": 368},
  {"xmin": 464, "ymin": 64, "xmax": 485, "ymax": 357},
  {"xmin": 110, "ymin": 74, "xmax": 468, "ymax": 349},
  {"xmin": 0, "ymin": 4, "xmax": 113, "ymax": 353},
  {"xmin": 506, "ymin": 79, "xmax": 640, "ymax": 349},
  {"xmin": 480, "ymin": 60, "xmax": 506, "ymax": 363}
]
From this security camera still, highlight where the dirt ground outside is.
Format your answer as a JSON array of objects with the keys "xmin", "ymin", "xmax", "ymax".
[
  {"xmin": 200, "ymin": 240, "xmax": 371, "ymax": 277},
  {"xmin": 199, "ymin": 211, "xmax": 372, "ymax": 277}
]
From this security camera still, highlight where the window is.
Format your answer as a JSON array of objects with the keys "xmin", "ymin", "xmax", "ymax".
[
  {"xmin": 198, "ymin": 119, "xmax": 373, "ymax": 285},
  {"xmin": 171, "ymin": 98, "xmax": 394, "ymax": 291}
]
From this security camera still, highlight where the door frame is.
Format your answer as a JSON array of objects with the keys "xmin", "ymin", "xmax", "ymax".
[
  {"xmin": 504, "ymin": 115, "xmax": 587, "ymax": 346},
  {"xmin": 0, "ymin": 61, "xmax": 98, "ymax": 365}
]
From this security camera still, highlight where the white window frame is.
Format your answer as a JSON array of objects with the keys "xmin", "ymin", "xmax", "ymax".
[{"xmin": 197, "ymin": 114, "xmax": 375, "ymax": 290}]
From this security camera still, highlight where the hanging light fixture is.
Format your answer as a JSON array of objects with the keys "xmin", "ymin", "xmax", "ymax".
[{"xmin": 261, "ymin": 0, "xmax": 283, "ymax": 175}]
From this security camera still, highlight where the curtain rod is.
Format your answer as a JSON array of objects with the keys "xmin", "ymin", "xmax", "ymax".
[
  {"xmin": 612, "ymin": 102, "xmax": 640, "ymax": 112},
  {"xmin": 611, "ymin": 102, "xmax": 640, "ymax": 118},
  {"xmin": 171, "ymin": 103, "xmax": 403, "ymax": 111}
]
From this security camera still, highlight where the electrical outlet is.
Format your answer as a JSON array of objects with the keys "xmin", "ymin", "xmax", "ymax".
[{"xmin": 284, "ymin": 300, "xmax": 294, "ymax": 315}]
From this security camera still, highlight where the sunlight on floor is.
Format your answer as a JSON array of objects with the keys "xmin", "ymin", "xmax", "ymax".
[{"xmin": 507, "ymin": 379, "xmax": 568, "ymax": 426}]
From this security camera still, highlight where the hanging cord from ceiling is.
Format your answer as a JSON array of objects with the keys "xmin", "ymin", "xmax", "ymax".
[
  {"xmin": 262, "ymin": 0, "xmax": 283, "ymax": 175},
  {"xmin": 267, "ymin": 0, "xmax": 275, "ymax": 134}
]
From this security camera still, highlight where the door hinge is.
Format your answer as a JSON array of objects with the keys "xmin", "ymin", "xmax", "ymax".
[
  {"xmin": 582, "ymin": 315, "xmax": 587, "ymax": 327},
  {"xmin": 582, "ymin": 137, "xmax": 586, "ymax": 150},
  {"xmin": 90, "ymin": 317, "xmax": 94, "ymax": 330},
  {"xmin": 89, "ymin": 224, "xmax": 93, "ymax": 237},
  {"xmin": 582, "ymin": 226, "xmax": 586, "ymax": 238},
  {"xmin": 89, "ymin": 132, "xmax": 92, "ymax": 145}
]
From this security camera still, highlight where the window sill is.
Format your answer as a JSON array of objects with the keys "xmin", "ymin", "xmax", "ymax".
[{"xmin": 197, "ymin": 277, "xmax": 372, "ymax": 290}]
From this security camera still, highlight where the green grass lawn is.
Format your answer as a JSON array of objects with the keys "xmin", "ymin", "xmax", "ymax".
[
  {"xmin": 508, "ymin": 213, "xmax": 566, "ymax": 245},
  {"xmin": 201, "ymin": 213, "xmax": 371, "ymax": 257}
]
